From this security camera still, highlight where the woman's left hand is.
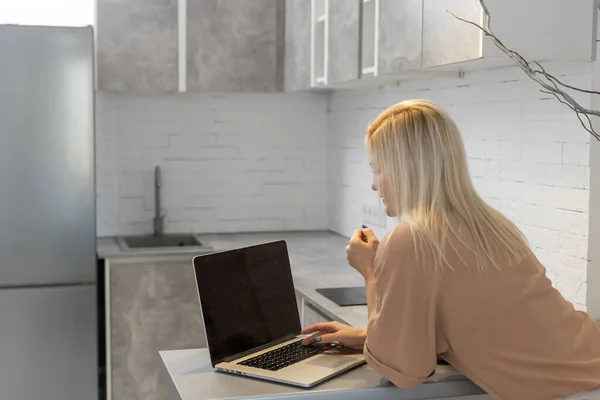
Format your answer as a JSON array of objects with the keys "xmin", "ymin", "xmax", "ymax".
[{"xmin": 346, "ymin": 228, "xmax": 379, "ymax": 279}]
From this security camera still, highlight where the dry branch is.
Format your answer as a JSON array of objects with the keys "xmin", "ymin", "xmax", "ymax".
[{"xmin": 447, "ymin": 0, "xmax": 600, "ymax": 142}]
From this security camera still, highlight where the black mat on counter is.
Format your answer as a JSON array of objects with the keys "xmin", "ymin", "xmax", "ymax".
[{"xmin": 316, "ymin": 286, "xmax": 367, "ymax": 306}]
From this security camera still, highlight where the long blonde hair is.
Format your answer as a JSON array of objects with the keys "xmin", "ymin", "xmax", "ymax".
[{"xmin": 366, "ymin": 99, "xmax": 530, "ymax": 271}]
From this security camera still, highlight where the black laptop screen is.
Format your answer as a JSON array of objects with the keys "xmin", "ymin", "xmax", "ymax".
[{"xmin": 193, "ymin": 240, "xmax": 302, "ymax": 365}]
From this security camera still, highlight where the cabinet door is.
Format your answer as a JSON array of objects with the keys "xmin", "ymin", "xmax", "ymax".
[
  {"xmin": 377, "ymin": 0, "xmax": 423, "ymax": 74},
  {"xmin": 284, "ymin": 0, "xmax": 311, "ymax": 91},
  {"xmin": 422, "ymin": 0, "xmax": 481, "ymax": 68},
  {"xmin": 97, "ymin": 0, "xmax": 178, "ymax": 92},
  {"xmin": 303, "ymin": 303, "xmax": 332, "ymax": 328},
  {"xmin": 187, "ymin": 0, "xmax": 284, "ymax": 92},
  {"xmin": 109, "ymin": 261, "xmax": 206, "ymax": 400},
  {"xmin": 327, "ymin": 0, "xmax": 360, "ymax": 84}
]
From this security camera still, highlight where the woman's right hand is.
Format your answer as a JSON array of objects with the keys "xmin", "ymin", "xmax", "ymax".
[{"xmin": 300, "ymin": 321, "xmax": 367, "ymax": 351}]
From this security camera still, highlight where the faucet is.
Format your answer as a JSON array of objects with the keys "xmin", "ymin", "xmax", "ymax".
[{"xmin": 153, "ymin": 165, "xmax": 165, "ymax": 236}]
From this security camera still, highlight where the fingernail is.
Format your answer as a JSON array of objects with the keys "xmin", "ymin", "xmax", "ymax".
[{"xmin": 315, "ymin": 336, "xmax": 322, "ymax": 342}]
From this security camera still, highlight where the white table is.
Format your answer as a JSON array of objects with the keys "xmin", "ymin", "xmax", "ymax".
[{"xmin": 159, "ymin": 348, "xmax": 491, "ymax": 400}]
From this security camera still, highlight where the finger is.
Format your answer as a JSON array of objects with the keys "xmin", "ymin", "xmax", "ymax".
[
  {"xmin": 350, "ymin": 229, "xmax": 363, "ymax": 243},
  {"xmin": 312, "ymin": 333, "xmax": 341, "ymax": 344},
  {"xmin": 301, "ymin": 332, "xmax": 324, "ymax": 345},
  {"xmin": 362, "ymin": 228, "xmax": 379, "ymax": 243},
  {"xmin": 301, "ymin": 322, "xmax": 338, "ymax": 335}
]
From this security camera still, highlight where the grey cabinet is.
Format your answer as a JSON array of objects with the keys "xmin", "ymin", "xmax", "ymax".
[
  {"xmin": 327, "ymin": 0, "xmax": 360, "ymax": 85},
  {"xmin": 361, "ymin": 0, "xmax": 423, "ymax": 77},
  {"xmin": 422, "ymin": 0, "xmax": 480, "ymax": 68},
  {"xmin": 422, "ymin": 0, "xmax": 595, "ymax": 69},
  {"xmin": 377, "ymin": 0, "xmax": 422, "ymax": 74},
  {"xmin": 284, "ymin": 0, "xmax": 311, "ymax": 91},
  {"xmin": 108, "ymin": 260, "xmax": 205, "ymax": 400},
  {"xmin": 97, "ymin": 0, "xmax": 178, "ymax": 92},
  {"xmin": 187, "ymin": 0, "xmax": 284, "ymax": 92}
]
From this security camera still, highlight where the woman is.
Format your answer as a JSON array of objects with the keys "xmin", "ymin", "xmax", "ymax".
[{"xmin": 301, "ymin": 100, "xmax": 600, "ymax": 400}]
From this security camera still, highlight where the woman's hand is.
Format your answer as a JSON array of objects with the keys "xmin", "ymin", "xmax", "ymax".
[
  {"xmin": 301, "ymin": 322, "xmax": 367, "ymax": 350},
  {"xmin": 346, "ymin": 228, "xmax": 379, "ymax": 279}
]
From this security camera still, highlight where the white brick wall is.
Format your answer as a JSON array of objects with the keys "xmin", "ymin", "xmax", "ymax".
[
  {"xmin": 95, "ymin": 92, "xmax": 328, "ymax": 236},
  {"xmin": 327, "ymin": 61, "xmax": 592, "ymax": 309}
]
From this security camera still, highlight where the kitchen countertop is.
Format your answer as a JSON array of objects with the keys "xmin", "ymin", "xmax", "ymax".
[
  {"xmin": 159, "ymin": 348, "xmax": 488, "ymax": 400},
  {"xmin": 97, "ymin": 231, "xmax": 368, "ymax": 326}
]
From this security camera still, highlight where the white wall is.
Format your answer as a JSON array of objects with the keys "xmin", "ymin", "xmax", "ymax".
[
  {"xmin": 327, "ymin": 61, "xmax": 592, "ymax": 309},
  {"xmin": 0, "ymin": 0, "xmax": 94, "ymax": 26},
  {"xmin": 96, "ymin": 92, "xmax": 328, "ymax": 236}
]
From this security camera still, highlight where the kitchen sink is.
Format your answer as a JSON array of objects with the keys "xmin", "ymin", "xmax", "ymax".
[{"xmin": 116, "ymin": 234, "xmax": 212, "ymax": 252}]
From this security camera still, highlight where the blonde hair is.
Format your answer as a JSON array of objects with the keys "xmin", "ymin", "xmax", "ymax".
[{"xmin": 366, "ymin": 99, "xmax": 530, "ymax": 271}]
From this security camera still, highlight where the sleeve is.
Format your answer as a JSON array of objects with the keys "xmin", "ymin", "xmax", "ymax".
[{"xmin": 363, "ymin": 227, "xmax": 439, "ymax": 390}]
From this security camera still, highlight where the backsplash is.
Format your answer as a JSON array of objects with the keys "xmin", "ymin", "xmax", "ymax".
[
  {"xmin": 96, "ymin": 92, "xmax": 328, "ymax": 237},
  {"xmin": 327, "ymin": 61, "xmax": 592, "ymax": 310}
]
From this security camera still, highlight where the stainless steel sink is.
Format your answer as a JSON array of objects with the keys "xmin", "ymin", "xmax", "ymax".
[
  {"xmin": 116, "ymin": 234, "xmax": 212, "ymax": 252},
  {"xmin": 115, "ymin": 166, "xmax": 215, "ymax": 253}
]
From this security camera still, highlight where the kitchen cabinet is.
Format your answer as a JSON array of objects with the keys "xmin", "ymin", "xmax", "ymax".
[
  {"xmin": 310, "ymin": 0, "xmax": 328, "ymax": 87},
  {"xmin": 311, "ymin": 0, "xmax": 423, "ymax": 86},
  {"xmin": 310, "ymin": 0, "xmax": 361, "ymax": 87},
  {"xmin": 422, "ymin": 0, "xmax": 595, "ymax": 69},
  {"xmin": 97, "ymin": 0, "xmax": 284, "ymax": 93},
  {"xmin": 187, "ymin": 0, "xmax": 284, "ymax": 92},
  {"xmin": 327, "ymin": 0, "xmax": 360, "ymax": 85},
  {"xmin": 96, "ymin": 0, "xmax": 178, "ymax": 92},
  {"xmin": 107, "ymin": 259, "xmax": 205, "ymax": 400},
  {"xmin": 284, "ymin": 0, "xmax": 311, "ymax": 91},
  {"xmin": 361, "ymin": 0, "xmax": 422, "ymax": 77}
]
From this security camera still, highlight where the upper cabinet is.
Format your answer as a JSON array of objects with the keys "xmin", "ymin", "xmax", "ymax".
[
  {"xmin": 328, "ymin": 0, "xmax": 361, "ymax": 85},
  {"xmin": 97, "ymin": 0, "xmax": 595, "ymax": 92},
  {"xmin": 310, "ymin": 0, "xmax": 424, "ymax": 87},
  {"xmin": 284, "ymin": 0, "xmax": 311, "ymax": 91},
  {"xmin": 309, "ymin": 0, "xmax": 360, "ymax": 88},
  {"xmin": 361, "ymin": 0, "xmax": 422, "ymax": 77},
  {"xmin": 97, "ymin": 0, "xmax": 178, "ymax": 92},
  {"xmin": 310, "ymin": 0, "xmax": 328, "ymax": 87},
  {"xmin": 187, "ymin": 0, "xmax": 284, "ymax": 92},
  {"xmin": 97, "ymin": 0, "xmax": 284, "ymax": 93},
  {"xmin": 422, "ymin": 0, "xmax": 595, "ymax": 69}
]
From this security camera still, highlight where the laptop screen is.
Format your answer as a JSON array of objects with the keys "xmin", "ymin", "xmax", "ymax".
[{"xmin": 193, "ymin": 240, "xmax": 301, "ymax": 365}]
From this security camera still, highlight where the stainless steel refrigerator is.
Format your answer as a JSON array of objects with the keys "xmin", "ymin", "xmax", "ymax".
[{"xmin": 0, "ymin": 25, "xmax": 97, "ymax": 399}]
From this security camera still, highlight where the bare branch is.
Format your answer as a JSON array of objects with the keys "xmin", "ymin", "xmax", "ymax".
[
  {"xmin": 543, "ymin": 90, "xmax": 600, "ymax": 142},
  {"xmin": 446, "ymin": 0, "xmax": 600, "ymax": 141},
  {"xmin": 532, "ymin": 61, "xmax": 600, "ymax": 96}
]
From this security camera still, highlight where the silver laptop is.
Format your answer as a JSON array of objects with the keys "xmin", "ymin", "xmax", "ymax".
[{"xmin": 192, "ymin": 240, "xmax": 366, "ymax": 387}]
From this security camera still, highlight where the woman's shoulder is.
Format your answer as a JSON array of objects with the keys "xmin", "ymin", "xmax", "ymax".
[
  {"xmin": 375, "ymin": 224, "xmax": 437, "ymax": 282},
  {"xmin": 379, "ymin": 224, "xmax": 418, "ymax": 260}
]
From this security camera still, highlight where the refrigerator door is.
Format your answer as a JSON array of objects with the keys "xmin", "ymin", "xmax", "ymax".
[
  {"xmin": 0, "ymin": 286, "xmax": 97, "ymax": 400},
  {"xmin": 0, "ymin": 25, "xmax": 95, "ymax": 286}
]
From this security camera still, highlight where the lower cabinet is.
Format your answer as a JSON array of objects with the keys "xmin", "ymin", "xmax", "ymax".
[{"xmin": 107, "ymin": 259, "xmax": 206, "ymax": 400}]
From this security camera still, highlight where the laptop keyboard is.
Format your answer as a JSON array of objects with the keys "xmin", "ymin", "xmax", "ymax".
[{"xmin": 238, "ymin": 340, "xmax": 330, "ymax": 371}]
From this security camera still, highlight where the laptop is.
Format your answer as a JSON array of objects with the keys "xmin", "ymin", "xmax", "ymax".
[{"xmin": 192, "ymin": 240, "xmax": 366, "ymax": 387}]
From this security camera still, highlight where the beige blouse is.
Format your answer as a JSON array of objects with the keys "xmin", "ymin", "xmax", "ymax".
[{"xmin": 363, "ymin": 224, "xmax": 600, "ymax": 400}]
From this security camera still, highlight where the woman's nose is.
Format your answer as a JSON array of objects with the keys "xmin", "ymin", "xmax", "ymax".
[{"xmin": 371, "ymin": 182, "xmax": 377, "ymax": 191}]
